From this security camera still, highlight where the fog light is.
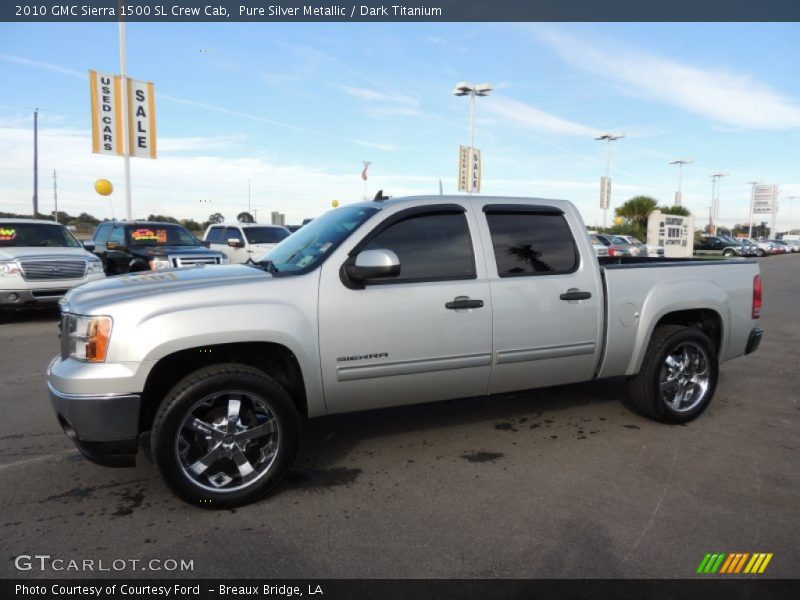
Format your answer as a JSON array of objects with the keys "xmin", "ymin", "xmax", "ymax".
[{"xmin": 7, "ymin": 292, "xmax": 19, "ymax": 302}]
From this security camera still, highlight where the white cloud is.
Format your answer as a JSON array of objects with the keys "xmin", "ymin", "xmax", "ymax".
[
  {"xmin": 340, "ymin": 85, "xmax": 421, "ymax": 118},
  {"xmin": 484, "ymin": 95, "xmax": 599, "ymax": 137},
  {"xmin": 534, "ymin": 28, "xmax": 800, "ymax": 130}
]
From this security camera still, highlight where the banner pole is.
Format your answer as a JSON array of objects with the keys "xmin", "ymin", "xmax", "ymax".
[{"xmin": 119, "ymin": 14, "xmax": 132, "ymax": 221}]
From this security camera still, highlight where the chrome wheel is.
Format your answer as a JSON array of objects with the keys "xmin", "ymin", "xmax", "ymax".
[
  {"xmin": 175, "ymin": 390, "xmax": 281, "ymax": 493},
  {"xmin": 659, "ymin": 341, "xmax": 710, "ymax": 413}
]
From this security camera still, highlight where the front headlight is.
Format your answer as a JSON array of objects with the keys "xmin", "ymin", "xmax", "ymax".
[
  {"xmin": 0, "ymin": 261, "xmax": 22, "ymax": 276},
  {"xmin": 86, "ymin": 259, "xmax": 104, "ymax": 274},
  {"xmin": 148, "ymin": 258, "xmax": 172, "ymax": 270},
  {"xmin": 65, "ymin": 314, "xmax": 113, "ymax": 362}
]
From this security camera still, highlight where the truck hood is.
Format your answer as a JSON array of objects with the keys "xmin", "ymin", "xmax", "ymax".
[
  {"xmin": 0, "ymin": 246, "xmax": 95, "ymax": 261},
  {"xmin": 62, "ymin": 264, "xmax": 269, "ymax": 314}
]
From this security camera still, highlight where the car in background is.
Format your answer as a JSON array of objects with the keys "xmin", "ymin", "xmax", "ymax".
[
  {"xmin": 592, "ymin": 233, "xmax": 635, "ymax": 257},
  {"xmin": 0, "ymin": 219, "xmax": 105, "ymax": 310},
  {"xmin": 203, "ymin": 223, "xmax": 291, "ymax": 264},
  {"xmin": 782, "ymin": 239, "xmax": 800, "ymax": 252},
  {"xmin": 718, "ymin": 236, "xmax": 760, "ymax": 257},
  {"xmin": 589, "ymin": 235, "xmax": 609, "ymax": 257},
  {"xmin": 88, "ymin": 221, "xmax": 228, "ymax": 275},
  {"xmin": 615, "ymin": 235, "xmax": 664, "ymax": 257},
  {"xmin": 767, "ymin": 239, "xmax": 795, "ymax": 253},
  {"xmin": 743, "ymin": 239, "xmax": 778, "ymax": 256},
  {"xmin": 695, "ymin": 236, "xmax": 753, "ymax": 257}
]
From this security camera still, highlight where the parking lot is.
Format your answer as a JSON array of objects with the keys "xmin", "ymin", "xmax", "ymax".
[{"xmin": 1, "ymin": 255, "xmax": 798, "ymax": 579}]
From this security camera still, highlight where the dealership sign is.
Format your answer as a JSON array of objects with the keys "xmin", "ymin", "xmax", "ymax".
[
  {"xmin": 599, "ymin": 176, "xmax": 611, "ymax": 209},
  {"xmin": 90, "ymin": 70, "xmax": 157, "ymax": 158},
  {"xmin": 457, "ymin": 146, "xmax": 482, "ymax": 193},
  {"xmin": 647, "ymin": 210, "xmax": 695, "ymax": 258},
  {"xmin": 752, "ymin": 184, "xmax": 778, "ymax": 214}
]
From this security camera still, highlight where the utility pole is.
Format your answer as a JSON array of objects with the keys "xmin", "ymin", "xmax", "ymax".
[
  {"xmin": 53, "ymin": 170, "xmax": 58, "ymax": 222},
  {"xmin": 33, "ymin": 108, "xmax": 39, "ymax": 218},
  {"xmin": 252, "ymin": 208, "xmax": 259, "ymax": 223},
  {"xmin": 595, "ymin": 133, "xmax": 624, "ymax": 227},
  {"xmin": 248, "ymin": 178, "xmax": 251, "ymax": 215},
  {"xmin": 746, "ymin": 181, "xmax": 760, "ymax": 238},
  {"xmin": 669, "ymin": 159, "xmax": 692, "ymax": 206}
]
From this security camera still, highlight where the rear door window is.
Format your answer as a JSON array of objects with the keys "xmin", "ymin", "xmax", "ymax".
[{"xmin": 485, "ymin": 210, "xmax": 579, "ymax": 277}]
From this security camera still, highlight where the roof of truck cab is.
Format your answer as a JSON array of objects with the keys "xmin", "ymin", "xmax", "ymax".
[
  {"xmin": 206, "ymin": 223, "xmax": 288, "ymax": 228},
  {"xmin": 345, "ymin": 195, "xmax": 574, "ymax": 211}
]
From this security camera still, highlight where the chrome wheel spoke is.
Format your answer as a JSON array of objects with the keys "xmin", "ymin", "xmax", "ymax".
[
  {"xmin": 188, "ymin": 443, "xmax": 226, "ymax": 475},
  {"xmin": 226, "ymin": 395, "xmax": 242, "ymax": 433},
  {"xmin": 232, "ymin": 448, "xmax": 257, "ymax": 482},
  {"xmin": 660, "ymin": 341, "xmax": 712, "ymax": 413},
  {"xmin": 186, "ymin": 417, "xmax": 224, "ymax": 440},
  {"xmin": 236, "ymin": 419, "xmax": 275, "ymax": 441}
]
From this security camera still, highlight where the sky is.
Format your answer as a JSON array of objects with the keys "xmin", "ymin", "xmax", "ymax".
[{"xmin": 1, "ymin": 22, "xmax": 799, "ymax": 229}]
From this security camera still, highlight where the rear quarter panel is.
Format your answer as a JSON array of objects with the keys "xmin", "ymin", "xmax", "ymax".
[{"xmin": 598, "ymin": 261, "xmax": 759, "ymax": 377}]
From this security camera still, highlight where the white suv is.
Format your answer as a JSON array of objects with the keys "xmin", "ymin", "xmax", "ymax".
[
  {"xmin": 203, "ymin": 223, "xmax": 291, "ymax": 264},
  {"xmin": 1, "ymin": 219, "xmax": 105, "ymax": 310}
]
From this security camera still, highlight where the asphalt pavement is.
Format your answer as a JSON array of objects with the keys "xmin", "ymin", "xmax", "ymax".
[{"xmin": 0, "ymin": 256, "xmax": 798, "ymax": 579}]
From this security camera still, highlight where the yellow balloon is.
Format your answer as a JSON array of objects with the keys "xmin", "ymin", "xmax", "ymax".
[
  {"xmin": 614, "ymin": 216, "xmax": 624, "ymax": 225},
  {"xmin": 94, "ymin": 179, "xmax": 113, "ymax": 196},
  {"xmin": 331, "ymin": 199, "xmax": 339, "ymax": 208}
]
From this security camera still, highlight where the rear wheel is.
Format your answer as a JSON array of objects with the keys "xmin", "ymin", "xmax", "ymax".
[
  {"xmin": 151, "ymin": 363, "xmax": 300, "ymax": 508},
  {"xmin": 722, "ymin": 249, "xmax": 735, "ymax": 257},
  {"xmin": 626, "ymin": 325, "xmax": 718, "ymax": 424}
]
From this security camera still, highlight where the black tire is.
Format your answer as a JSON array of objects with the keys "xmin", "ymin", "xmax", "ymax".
[
  {"xmin": 626, "ymin": 325, "xmax": 718, "ymax": 424},
  {"xmin": 757, "ymin": 249, "xmax": 766, "ymax": 257},
  {"xmin": 151, "ymin": 363, "xmax": 300, "ymax": 508},
  {"xmin": 722, "ymin": 249, "xmax": 734, "ymax": 257}
]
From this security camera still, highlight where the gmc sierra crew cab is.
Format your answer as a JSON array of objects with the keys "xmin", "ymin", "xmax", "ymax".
[{"xmin": 47, "ymin": 196, "xmax": 764, "ymax": 507}]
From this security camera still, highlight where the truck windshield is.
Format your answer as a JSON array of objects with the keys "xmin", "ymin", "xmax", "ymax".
[
  {"xmin": 0, "ymin": 223, "xmax": 81, "ymax": 248},
  {"xmin": 262, "ymin": 206, "xmax": 379, "ymax": 274},
  {"xmin": 126, "ymin": 225, "xmax": 199, "ymax": 246},
  {"xmin": 243, "ymin": 227, "xmax": 291, "ymax": 244}
]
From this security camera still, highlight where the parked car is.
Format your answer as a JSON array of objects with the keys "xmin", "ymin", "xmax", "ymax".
[
  {"xmin": 782, "ymin": 239, "xmax": 800, "ymax": 252},
  {"xmin": 742, "ymin": 239, "xmax": 774, "ymax": 257},
  {"xmin": 88, "ymin": 221, "xmax": 228, "ymax": 275},
  {"xmin": 49, "ymin": 195, "xmax": 763, "ymax": 507},
  {"xmin": 615, "ymin": 235, "xmax": 664, "ymax": 257},
  {"xmin": 592, "ymin": 233, "xmax": 635, "ymax": 256},
  {"xmin": 589, "ymin": 234, "xmax": 609, "ymax": 257},
  {"xmin": 203, "ymin": 223, "xmax": 291, "ymax": 264},
  {"xmin": 767, "ymin": 239, "xmax": 796, "ymax": 253},
  {"xmin": 0, "ymin": 219, "xmax": 105, "ymax": 310},
  {"xmin": 695, "ymin": 236, "xmax": 753, "ymax": 257}
]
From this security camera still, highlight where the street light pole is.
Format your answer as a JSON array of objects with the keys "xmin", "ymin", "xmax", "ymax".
[
  {"xmin": 453, "ymin": 82, "xmax": 492, "ymax": 195},
  {"xmin": 709, "ymin": 173, "xmax": 729, "ymax": 235},
  {"xmin": 595, "ymin": 133, "xmax": 624, "ymax": 228},
  {"xmin": 669, "ymin": 159, "xmax": 692, "ymax": 206},
  {"xmin": 746, "ymin": 181, "xmax": 761, "ymax": 238},
  {"xmin": 118, "ymin": 17, "xmax": 132, "ymax": 221}
]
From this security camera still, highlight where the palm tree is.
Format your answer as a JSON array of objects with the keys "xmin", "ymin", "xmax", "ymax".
[
  {"xmin": 659, "ymin": 205, "xmax": 691, "ymax": 217},
  {"xmin": 615, "ymin": 196, "xmax": 658, "ymax": 229}
]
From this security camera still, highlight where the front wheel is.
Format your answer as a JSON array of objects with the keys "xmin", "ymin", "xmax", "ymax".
[
  {"xmin": 151, "ymin": 363, "xmax": 300, "ymax": 508},
  {"xmin": 722, "ymin": 249, "xmax": 735, "ymax": 257},
  {"xmin": 626, "ymin": 325, "xmax": 718, "ymax": 424},
  {"xmin": 757, "ymin": 249, "xmax": 766, "ymax": 257}
]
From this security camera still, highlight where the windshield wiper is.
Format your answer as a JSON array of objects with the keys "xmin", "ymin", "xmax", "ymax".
[{"xmin": 245, "ymin": 258, "xmax": 279, "ymax": 274}]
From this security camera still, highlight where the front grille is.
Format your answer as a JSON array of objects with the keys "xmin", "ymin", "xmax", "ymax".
[
  {"xmin": 20, "ymin": 259, "xmax": 86, "ymax": 281},
  {"xmin": 171, "ymin": 255, "xmax": 221, "ymax": 268}
]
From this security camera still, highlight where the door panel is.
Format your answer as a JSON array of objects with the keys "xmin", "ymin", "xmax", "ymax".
[
  {"xmin": 475, "ymin": 203, "xmax": 603, "ymax": 394},
  {"xmin": 317, "ymin": 205, "xmax": 492, "ymax": 414}
]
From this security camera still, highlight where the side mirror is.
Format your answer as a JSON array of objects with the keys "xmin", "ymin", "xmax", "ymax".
[
  {"xmin": 345, "ymin": 249, "xmax": 401, "ymax": 283},
  {"xmin": 83, "ymin": 241, "xmax": 96, "ymax": 252},
  {"xmin": 227, "ymin": 238, "xmax": 244, "ymax": 248},
  {"xmin": 200, "ymin": 240, "xmax": 211, "ymax": 248}
]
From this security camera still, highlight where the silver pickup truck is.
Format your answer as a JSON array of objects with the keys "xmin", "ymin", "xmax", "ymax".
[{"xmin": 47, "ymin": 196, "xmax": 764, "ymax": 507}]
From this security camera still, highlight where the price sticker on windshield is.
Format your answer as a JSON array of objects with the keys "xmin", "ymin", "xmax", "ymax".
[
  {"xmin": 131, "ymin": 228, "xmax": 167, "ymax": 243},
  {"xmin": 0, "ymin": 228, "xmax": 16, "ymax": 241}
]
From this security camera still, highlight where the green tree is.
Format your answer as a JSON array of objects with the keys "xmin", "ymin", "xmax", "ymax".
[
  {"xmin": 615, "ymin": 196, "xmax": 659, "ymax": 229},
  {"xmin": 147, "ymin": 214, "xmax": 179, "ymax": 224},
  {"xmin": 237, "ymin": 211, "xmax": 255, "ymax": 223},
  {"xmin": 180, "ymin": 219, "xmax": 202, "ymax": 232},
  {"xmin": 208, "ymin": 212, "xmax": 225, "ymax": 224},
  {"xmin": 659, "ymin": 205, "xmax": 691, "ymax": 217}
]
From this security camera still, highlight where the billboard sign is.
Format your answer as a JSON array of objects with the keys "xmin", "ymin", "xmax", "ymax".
[{"xmin": 752, "ymin": 184, "xmax": 778, "ymax": 214}]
